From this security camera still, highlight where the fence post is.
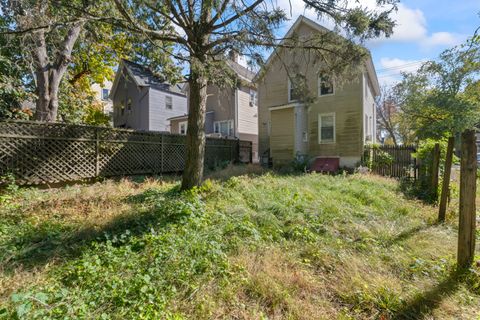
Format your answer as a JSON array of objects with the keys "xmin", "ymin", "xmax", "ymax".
[
  {"xmin": 431, "ymin": 143, "xmax": 440, "ymax": 201},
  {"xmin": 249, "ymin": 141, "xmax": 253, "ymax": 164},
  {"xmin": 438, "ymin": 136, "xmax": 454, "ymax": 222},
  {"xmin": 457, "ymin": 129, "xmax": 477, "ymax": 269},
  {"xmin": 161, "ymin": 134, "xmax": 164, "ymax": 173},
  {"xmin": 95, "ymin": 128, "xmax": 100, "ymax": 177}
]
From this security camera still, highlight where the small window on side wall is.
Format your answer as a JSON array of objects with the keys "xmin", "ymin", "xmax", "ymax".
[
  {"xmin": 288, "ymin": 78, "xmax": 299, "ymax": 102},
  {"xmin": 249, "ymin": 88, "xmax": 257, "ymax": 107},
  {"xmin": 179, "ymin": 121, "xmax": 187, "ymax": 135},
  {"xmin": 102, "ymin": 88, "xmax": 109, "ymax": 100},
  {"xmin": 318, "ymin": 113, "xmax": 335, "ymax": 144},
  {"xmin": 165, "ymin": 96, "xmax": 173, "ymax": 110},
  {"xmin": 318, "ymin": 75, "xmax": 334, "ymax": 96}
]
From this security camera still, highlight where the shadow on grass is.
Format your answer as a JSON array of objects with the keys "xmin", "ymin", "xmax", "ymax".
[
  {"xmin": 1, "ymin": 186, "xmax": 182, "ymax": 272},
  {"xmin": 383, "ymin": 222, "xmax": 438, "ymax": 247},
  {"xmin": 391, "ymin": 269, "xmax": 469, "ymax": 320},
  {"xmin": 397, "ymin": 178, "xmax": 437, "ymax": 205}
]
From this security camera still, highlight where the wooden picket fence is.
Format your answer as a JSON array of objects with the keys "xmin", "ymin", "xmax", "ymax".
[
  {"xmin": 0, "ymin": 120, "xmax": 252, "ymax": 185},
  {"xmin": 362, "ymin": 144, "xmax": 417, "ymax": 179}
]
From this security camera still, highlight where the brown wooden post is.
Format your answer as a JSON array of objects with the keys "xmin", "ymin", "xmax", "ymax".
[
  {"xmin": 431, "ymin": 143, "xmax": 441, "ymax": 202},
  {"xmin": 457, "ymin": 129, "xmax": 477, "ymax": 268},
  {"xmin": 438, "ymin": 136, "xmax": 454, "ymax": 222}
]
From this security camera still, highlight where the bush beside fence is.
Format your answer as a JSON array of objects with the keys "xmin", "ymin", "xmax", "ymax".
[{"xmin": 0, "ymin": 121, "xmax": 252, "ymax": 185}]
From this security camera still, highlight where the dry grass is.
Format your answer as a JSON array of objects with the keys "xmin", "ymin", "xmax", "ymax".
[{"xmin": 0, "ymin": 168, "xmax": 478, "ymax": 319}]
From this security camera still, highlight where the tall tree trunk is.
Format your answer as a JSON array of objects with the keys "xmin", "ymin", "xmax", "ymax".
[
  {"xmin": 32, "ymin": 30, "xmax": 51, "ymax": 121},
  {"xmin": 181, "ymin": 65, "xmax": 208, "ymax": 190},
  {"xmin": 438, "ymin": 136, "xmax": 454, "ymax": 222},
  {"xmin": 33, "ymin": 21, "xmax": 84, "ymax": 122},
  {"xmin": 430, "ymin": 143, "xmax": 441, "ymax": 202},
  {"xmin": 457, "ymin": 129, "xmax": 477, "ymax": 269}
]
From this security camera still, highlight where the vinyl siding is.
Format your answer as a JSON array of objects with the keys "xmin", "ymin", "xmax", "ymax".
[
  {"xmin": 237, "ymin": 85, "xmax": 258, "ymax": 135},
  {"xmin": 270, "ymin": 107, "xmax": 294, "ymax": 166},
  {"xmin": 363, "ymin": 73, "xmax": 376, "ymax": 143},
  {"xmin": 149, "ymin": 89, "xmax": 188, "ymax": 132},
  {"xmin": 112, "ymin": 68, "xmax": 150, "ymax": 131}
]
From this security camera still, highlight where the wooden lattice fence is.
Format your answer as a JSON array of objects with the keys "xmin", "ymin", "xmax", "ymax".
[
  {"xmin": 0, "ymin": 121, "xmax": 251, "ymax": 185},
  {"xmin": 362, "ymin": 145, "xmax": 417, "ymax": 179}
]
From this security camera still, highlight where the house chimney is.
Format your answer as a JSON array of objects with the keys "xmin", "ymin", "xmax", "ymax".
[{"xmin": 229, "ymin": 50, "xmax": 238, "ymax": 63}]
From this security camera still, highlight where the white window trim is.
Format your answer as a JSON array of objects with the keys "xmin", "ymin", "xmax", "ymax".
[
  {"xmin": 318, "ymin": 112, "xmax": 336, "ymax": 144},
  {"xmin": 102, "ymin": 88, "xmax": 110, "ymax": 100},
  {"xmin": 214, "ymin": 120, "xmax": 234, "ymax": 136},
  {"xmin": 165, "ymin": 95, "xmax": 173, "ymax": 110},
  {"xmin": 317, "ymin": 74, "xmax": 335, "ymax": 97},
  {"xmin": 179, "ymin": 121, "xmax": 187, "ymax": 135},
  {"xmin": 249, "ymin": 88, "xmax": 257, "ymax": 107},
  {"xmin": 288, "ymin": 78, "xmax": 297, "ymax": 102}
]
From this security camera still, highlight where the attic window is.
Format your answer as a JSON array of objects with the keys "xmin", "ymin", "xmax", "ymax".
[
  {"xmin": 288, "ymin": 78, "xmax": 299, "ymax": 102},
  {"xmin": 318, "ymin": 75, "xmax": 334, "ymax": 96},
  {"xmin": 165, "ymin": 96, "xmax": 173, "ymax": 110}
]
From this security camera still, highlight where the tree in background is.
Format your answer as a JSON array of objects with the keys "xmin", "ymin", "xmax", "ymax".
[
  {"xmin": 1, "ymin": 0, "xmax": 90, "ymax": 121},
  {"xmin": 104, "ymin": 0, "xmax": 397, "ymax": 190},
  {"xmin": 375, "ymin": 85, "xmax": 416, "ymax": 146},
  {"xmin": 0, "ymin": 0, "xmax": 178, "ymax": 123},
  {"xmin": 396, "ymin": 35, "xmax": 480, "ymax": 226}
]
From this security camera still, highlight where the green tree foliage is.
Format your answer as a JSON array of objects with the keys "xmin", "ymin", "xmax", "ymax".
[
  {"xmin": 0, "ymin": 0, "xmax": 179, "ymax": 122},
  {"xmin": 395, "ymin": 38, "xmax": 480, "ymax": 139}
]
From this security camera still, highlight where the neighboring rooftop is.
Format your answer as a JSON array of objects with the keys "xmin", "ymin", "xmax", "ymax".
[
  {"xmin": 114, "ymin": 59, "xmax": 185, "ymax": 95},
  {"xmin": 226, "ymin": 59, "xmax": 256, "ymax": 82}
]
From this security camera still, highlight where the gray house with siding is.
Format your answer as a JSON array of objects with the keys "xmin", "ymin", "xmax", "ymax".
[
  {"xmin": 169, "ymin": 52, "xmax": 259, "ymax": 161},
  {"xmin": 110, "ymin": 60, "xmax": 187, "ymax": 132}
]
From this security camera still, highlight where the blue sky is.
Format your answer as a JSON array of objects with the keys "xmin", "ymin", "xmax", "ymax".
[{"xmin": 268, "ymin": 0, "xmax": 480, "ymax": 86}]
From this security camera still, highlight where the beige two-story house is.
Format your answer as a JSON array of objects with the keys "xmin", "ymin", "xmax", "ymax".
[
  {"xmin": 257, "ymin": 16, "xmax": 379, "ymax": 169},
  {"xmin": 169, "ymin": 52, "xmax": 259, "ymax": 161}
]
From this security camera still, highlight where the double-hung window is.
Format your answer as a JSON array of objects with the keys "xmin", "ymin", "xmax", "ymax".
[
  {"xmin": 318, "ymin": 75, "xmax": 334, "ymax": 96},
  {"xmin": 249, "ymin": 88, "xmax": 257, "ymax": 106},
  {"xmin": 318, "ymin": 113, "xmax": 335, "ymax": 144},
  {"xmin": 288, "ymin": 78, "xmax": 300, "ymax": 102},
  {"xmin": 179, "ymin": 121, "xmax": 187, "ymax": 135},
  {"xmin": 214, "ymin": 120, "xmax": 234, "ymax": 136},
  {"xmin": 165, "ymin": 96, "xmax": 173, "ymax": 110}
]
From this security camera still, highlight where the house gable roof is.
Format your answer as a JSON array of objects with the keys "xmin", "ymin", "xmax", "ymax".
[
  {"xmin": 254, "ymin": 15, "xmax": 380, "ymax": 96},
  {"xmin": 110, "ymin": 59, "xmax": 185, "ymax": 98}
]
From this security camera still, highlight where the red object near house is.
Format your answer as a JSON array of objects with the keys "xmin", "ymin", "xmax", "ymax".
[{"xmin": 310, "ymin": 157, "xmax": 340, "ymax": 173}]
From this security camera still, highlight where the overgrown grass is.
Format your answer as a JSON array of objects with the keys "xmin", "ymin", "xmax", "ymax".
[{"xmin": 0, "ymin": 167, "xmax": 479, "ymax": 319}]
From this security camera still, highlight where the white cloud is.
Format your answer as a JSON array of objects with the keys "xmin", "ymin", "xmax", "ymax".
[
  {"xmin": 275, "ymin": 1, "xmax": 462, "ymax": 50},
  {"xmin": 377, "ymin": 58, "xmax": 426, "ymax": 86},
  {"xmin": 388, "ymin": 4, "xmax": 427, "ymax": 41},
  {"xmin": 422, "ymin": 32, "xmax": 464, "ymax": 48}
]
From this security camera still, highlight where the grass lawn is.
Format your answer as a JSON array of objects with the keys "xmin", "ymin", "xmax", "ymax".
[{"xmin": 0, "ymin": 166, "xmax": 479, "ymax": 319}]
